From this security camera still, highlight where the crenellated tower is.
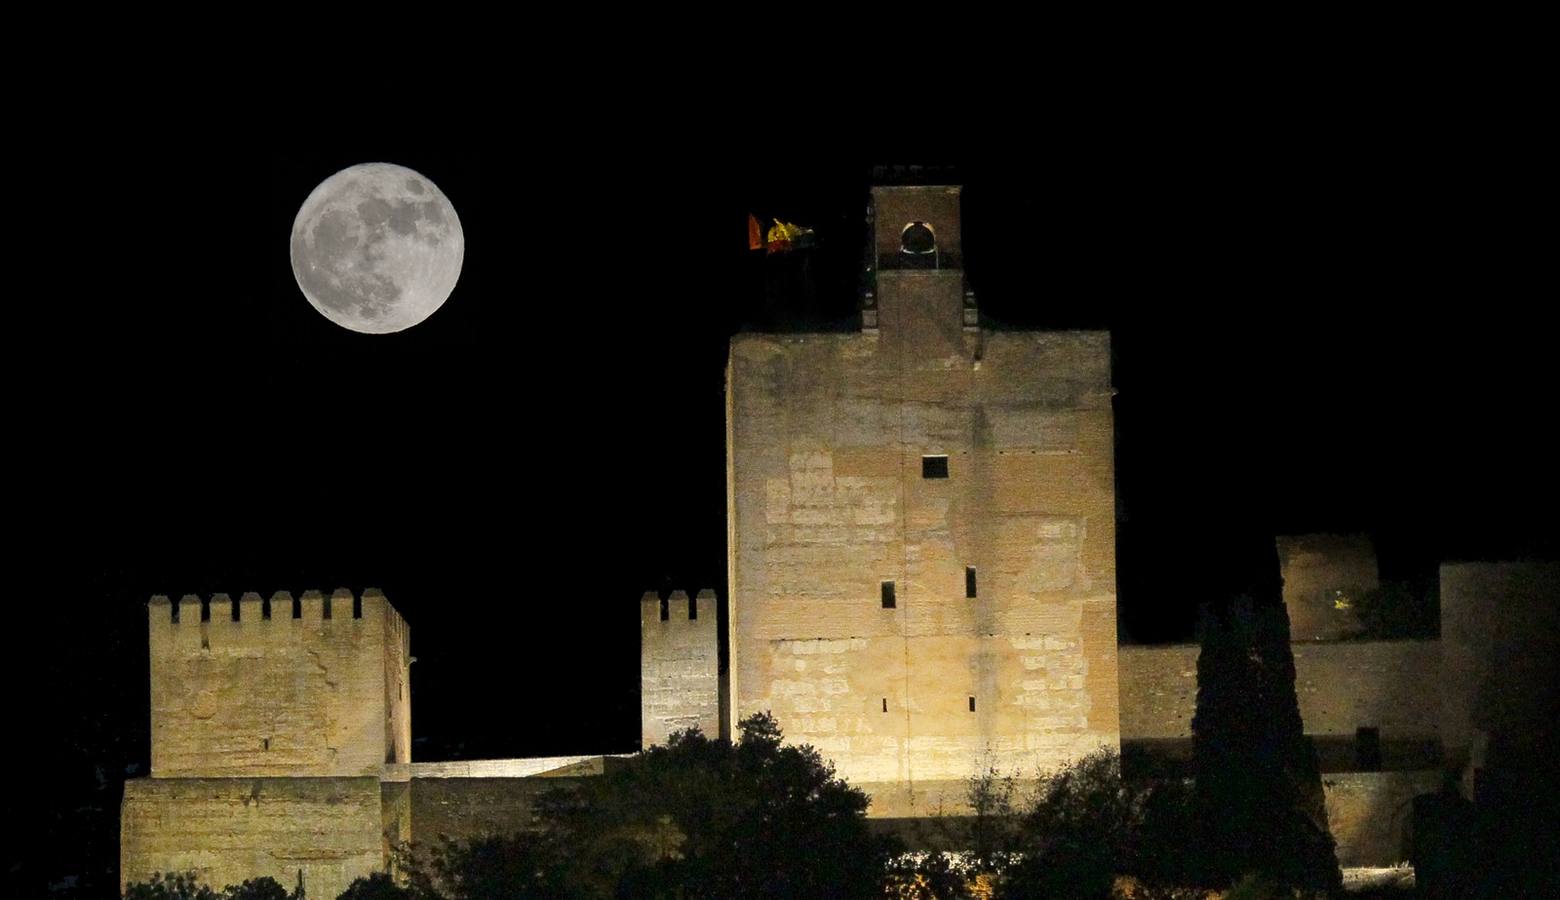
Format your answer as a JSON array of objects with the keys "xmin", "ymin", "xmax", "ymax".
[
  {"xmin": 126, "ymin": 588, "xmax": 412, "ymax": 899},
  {"xmin": 640, "ymin": 589, "xmax": 721, "ymax": 749},
  {"xmin": 147, "ymin": 588, "xmax": 412, "ymax": 777}
]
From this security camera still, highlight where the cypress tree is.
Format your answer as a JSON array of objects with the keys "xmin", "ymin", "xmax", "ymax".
[{"xmin": 1192, "ymin": 593, "xmax": 1341, "ymax": 891}]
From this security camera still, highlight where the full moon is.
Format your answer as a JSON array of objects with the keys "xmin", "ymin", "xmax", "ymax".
[{"xmin": 290, "ymin": 162, "xmax": 464, "ymax": 334}]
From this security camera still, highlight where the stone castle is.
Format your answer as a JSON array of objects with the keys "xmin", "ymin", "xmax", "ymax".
[{"xmin": 121, "ymin": 179, "xmax": 1557, "ymax": 897}]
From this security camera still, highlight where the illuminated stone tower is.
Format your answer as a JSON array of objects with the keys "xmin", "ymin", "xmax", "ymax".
[
  {"xmin": 725, "ymin": 175, "xmax": 1120, "ymax": 815},
  {"xmin": 122, "ymin": 589, "xmax": 411, "ymax": 898}
]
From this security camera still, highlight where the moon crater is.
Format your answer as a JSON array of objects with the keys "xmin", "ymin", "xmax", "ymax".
[{"xmin": 290, "ymin": 162, "xmax": 463, "ymax": 333}]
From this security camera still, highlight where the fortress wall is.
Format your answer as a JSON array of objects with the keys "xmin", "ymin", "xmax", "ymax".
[
  {"xmin": 728, "ymin": 324, "xmax": 1117, "ymax": 813},
  {"xmin": 406, "ymin": 778, "xmax": 580, "ymax": 845},
  {"xmin": 1119, "ymin": 640, "xmax": 1442, "ymax": 741},
  {"xmin": 1440, "ymin": 561, "xmax": 1560, "ymax": 780},
  {"xmin": 121, "ymin": 776, "xmax": 382, "ymax": 900},
  {"xmin": 1322, "ymin": 770, "xmax": 1441, "ymax": 867},
  {"xmin": 1279, "ymin": 534, "xmax": 1377, "ymax": 642},
  {"xmin": 148, "ymin": 589, "xmax": 393, "ymax": 778},
  {"xmin": 641, "ymin": 590, "xmax": 720, "ymax": 749}
]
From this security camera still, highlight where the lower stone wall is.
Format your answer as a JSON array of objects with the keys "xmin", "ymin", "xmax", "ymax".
[
  {"xmin": 407, "ymin": 777, "xmax": 588, "ymax": 845},
  {"xmin": 121, "ymin": 776, "xmax": 383, "ymax": 900},
  {"xmin": 1323, "ymin": 770, "xmax": 1441, "ymax": 868},
  {"xmin": 1118, "ymin": 641, "xmax": 1443, "ymax": 742}
]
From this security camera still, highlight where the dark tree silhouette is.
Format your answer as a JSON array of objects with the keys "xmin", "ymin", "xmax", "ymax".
[
  {"xmin": 334, "ymin": 872, "xmax": 414, "ymax": 900},
  {"xmin": 123, "ymin": 872, "xmax": 220, "ymax": 900},
  {"xmin": 1191, "ymin": 595, "xmax": 1340, "ymax": 892},
  {"xmin": 532, "ymin": 712, "xmax": 894, "ymax": 899},
  {"xmin": 221, "ymin": 877, "xmax": 290, "ymax": 900}
]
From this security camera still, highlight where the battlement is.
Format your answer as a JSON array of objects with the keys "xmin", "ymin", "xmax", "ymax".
[
  {"xmin": 639, "ymin": 589, "xmax": 717, "ymax": 626},
  {"xmin": 148, "ymin": 588, "xmax": 411, "ymax": 778},
  {"xmin": 149, "ymin": 587, "xmax": 395, "ymax": 626}
]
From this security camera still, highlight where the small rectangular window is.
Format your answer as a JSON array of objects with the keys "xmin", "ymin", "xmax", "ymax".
[
  {"xmin": 1355, "ymin": 727, "xmax": 1382, "ymax": 771},
  {"xmin": 882, "ymin": 698, "xmax": 888, "ymax": 713},
  {"xmin": 969, "ymin": 696, "xmax": 976, "ymax": 712},
  {"xmin": 922, "ymin": 455, "xmax": 949, "ymax": 479},
  {"xmin": 965, "ymin": 566, "xmax": 977, "ymax": 598},
  {"xmin": 881, "ymin": 581, "xmax": 896, "ymax": 608}
]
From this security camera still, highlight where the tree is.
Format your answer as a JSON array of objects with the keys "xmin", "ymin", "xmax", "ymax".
[
  {"xmin": 398, "ymin": 833, "xmax": 569, "ymax": 900},
  {"xmin": 965, "ymin": 764, "xmax": 1020, "ymax": 873},
  {"xmin": 998, "ymin": 748, "xmax": 1136, "ymax": 900},
  {"xmin": 1191, "ymin": 596, "xmax": 1340, "ymax": 892},
  {"xmin": 123, "ymin": 872, "xmax": 305, "ymax": 900},
  {"xmin": 221, "ymin": 877, "xmax": 290, "ymax": 900},
  {"xmin": 531, "ymin": 712, "xmax": 894, "ymax": 898},
  {"xmin": 334, "ymin": 873, "xmax": 414, "ymax": 900},
  {"xmin": 123, "ymin": 872, "xmax": 220, "ymax": 900}
]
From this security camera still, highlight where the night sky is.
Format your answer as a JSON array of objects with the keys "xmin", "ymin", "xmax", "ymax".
[{"xmin": 16, "ymin": 97, "xmax": 1556, "ymax": 893}]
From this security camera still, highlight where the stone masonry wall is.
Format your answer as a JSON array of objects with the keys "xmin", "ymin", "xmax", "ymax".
[
  {"xmin": 121, "ymin": 776, "xmax": 383, "ymax": 900},
  {"xmin": 1278, "ymin": 534, "xmax": 1378, "ymax": 642},
  {"xmin": 1118, "ymin": 640, "xmax": 1442, "ymax": 741},
  {"xmin": 148, "ymin": 589, "xmax": 402, "ymax": 778},
  {"xmin": 727, "ymin": 298, "xmax": 1118, "ymax": 815},
  {"xmin": 641, "ymin": 590, "xmax": 720, "ymax": 749},
  {"xmin": 1440, "ymin": 561, "xmax": 1560, "ymax": 785},
  {"xmin": 1322, "ymin": 770, "xmax": 1441, "ymax": 867}
]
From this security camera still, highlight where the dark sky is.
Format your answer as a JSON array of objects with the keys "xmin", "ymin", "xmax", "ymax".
[
  {"xmin": 65, "ymin": 134, "xmax": 1556, "ymax": 754},
  {"xmin": 15, "ymin": 90, "xmax": 1555, "ymax": 893}
]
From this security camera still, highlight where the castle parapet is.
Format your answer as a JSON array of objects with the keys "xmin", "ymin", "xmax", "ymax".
[{"xmin": 147, "ymin": 588, "xmax": 411, "ymax": 778}]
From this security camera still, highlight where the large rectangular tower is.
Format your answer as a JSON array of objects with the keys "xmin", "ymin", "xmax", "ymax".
[{"xmin": 726, "ymin": 181, "xmax": 1120, "ymax": 816}]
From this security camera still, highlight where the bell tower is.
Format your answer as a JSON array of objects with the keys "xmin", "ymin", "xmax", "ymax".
[{"xmin": 861, "ymin": 173, "xmax": 979, "ymax": 363}]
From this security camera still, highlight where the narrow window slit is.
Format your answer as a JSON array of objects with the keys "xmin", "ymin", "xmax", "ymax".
[
  {"xmin": 292, "ymin": 598, "xmax": 302, "ymax": 619},
  {"xmin": 231, "ymin": 597, "xmax": 240, "ymax": 621},
  {"xmin": 969, "ymin": 696, "xmax": 976, "ymax": 712},
  {"xmin": 882, "ymin": 698, "xmax": 888, "ymax": 713},
  {"xmin": 659, "ymin": 597, "xmax": 669, "ymax": 622},
  {"xmin": 353, "ymin": 595, "xmax": 362, "ymax": 619},
  {"xmin": 200, "ymin": 599, "xmax": 210, "ymax": 623},
  {"xmin": 322, "ymin": 597, "xmax": 333, "ymax": 620},
  {"xmin": 966, "ymin": 566, "xmax": 977, "ymax": 599},
  {"xmin": 262, "ymin": 597, "xmax": 272, "ymax": 620},
  {"xmin": 881, "ymin": 581, "xmax": 896, "ymax": 609}
]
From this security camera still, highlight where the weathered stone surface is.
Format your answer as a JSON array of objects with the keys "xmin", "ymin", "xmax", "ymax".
[
  {"xmin": 1322, "ymin": 770, "xmax": 1441, "ymax": 867},
  {"xmin": 641, "ymin": 590, "xmax": 720, "ymax": 748},
  {"xmin": 726, "ymin": 186, "xmax": 1119, "ymax": 814},
  {"xmin": 147, "ymin": 590, "xmax": 411, "ymax": 778},
  {"xmin": 1439, "ymin": 561, "xmax": 1560, "ymax": 789},
  {"xmin": 120, "ymin": 776, "xmax": 383, "ymax": 900},
  {"xmin": 1118, "ymin": 640, "xmax": 1442, "ymax": 742},
  {"xmin": 1278, "ymin": 534, "xmax": 1378, "ymax": 641}
]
